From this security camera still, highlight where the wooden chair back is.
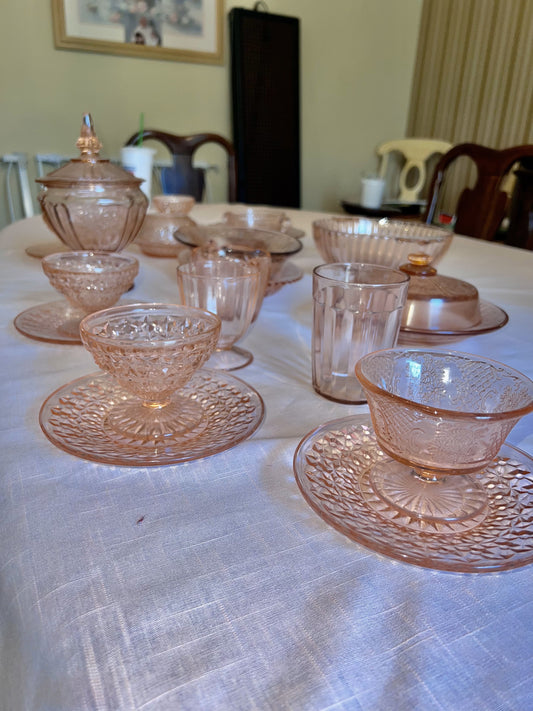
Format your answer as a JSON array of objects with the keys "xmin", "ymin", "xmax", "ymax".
[
  {"xmin": 125, "ymin": 130, "xmax": 237, "ymax": 202},
  {"xmin": 424, "ymin": 142, "xmax": 533, "ymax": 240}
]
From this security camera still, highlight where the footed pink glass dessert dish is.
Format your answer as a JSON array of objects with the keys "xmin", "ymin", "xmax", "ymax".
[
  {"xmin": 42, "ymin": 251, "xmax": 139, "ymax": 313},
  {"xmin": 293, "ymin": 415, "xmax": 533, "ymax": 572},
  {"xmin": 14, "ymin": 251, "xmax": 139, "ymax": 344},
  {"xmin": 79, "ymin": 303, "xmax": 221, "ymax": 441},
  {"xmin": 354, "ymin": 348, "xmax": 533, "ymax": 526}
]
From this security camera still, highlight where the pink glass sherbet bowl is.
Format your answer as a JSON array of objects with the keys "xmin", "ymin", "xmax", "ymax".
[
  {"xmin": 355, "ymin": 348, "xmax": 533, "ymax": 476},
  {"xmin": 41, "ymin": 251, "xmax": 139, "ymax": 313}
]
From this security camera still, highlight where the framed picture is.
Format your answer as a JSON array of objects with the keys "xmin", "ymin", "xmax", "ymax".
[{"xmin": 51, "ymin": 0, "xmax": 223, "ymax": 64}]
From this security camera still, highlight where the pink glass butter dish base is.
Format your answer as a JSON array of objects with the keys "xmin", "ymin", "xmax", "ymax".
[
  {"xmin": 40, "ymin": 370, "xmax": 264, "ymax": 466},
  {"xmin": 293, "ymin": 416, "xmax": 533, "ymax": 573},
  {"xmin": 398, "ymin": 300, "xmax": 508, "ymax": 345},
  {"xmin": 14, "ymin": 301, "xmax": 86, "ymax": 344}
]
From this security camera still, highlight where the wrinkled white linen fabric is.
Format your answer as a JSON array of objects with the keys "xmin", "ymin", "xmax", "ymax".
[{"xmin": 1, "ymin": 206, "xmax": 532, "ymax": 711}]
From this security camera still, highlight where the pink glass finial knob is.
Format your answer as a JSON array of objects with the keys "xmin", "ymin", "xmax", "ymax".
[{"xmin": 76, "ymin": 113, "xmax": 103, "ymax": 162}]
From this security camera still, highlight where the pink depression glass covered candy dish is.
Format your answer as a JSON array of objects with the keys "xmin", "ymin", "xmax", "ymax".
[{"xmin": 36, "ymin": 114, "xmax": 148, "ymax": 252}]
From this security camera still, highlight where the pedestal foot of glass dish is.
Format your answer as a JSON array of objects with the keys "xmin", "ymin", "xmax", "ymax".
[
  {"xmin": 368, "ymin": 459, "xmax": 488, "ymax": 522},
  {"xmin": 206, "ymin": 346, "xmax": 253, "ymax": 371},
  {"xmin": 105, "ymin": 393, "xmax": 205, "ymax": 440}
]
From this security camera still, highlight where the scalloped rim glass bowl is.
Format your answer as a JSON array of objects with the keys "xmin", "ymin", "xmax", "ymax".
[
  {"xmin": 355, "ymin": 347, "xmax": 533, "ymax": 526},
  {"xmin": 312, "ymin": 216, "xmax": 453, "ymax": 268}
]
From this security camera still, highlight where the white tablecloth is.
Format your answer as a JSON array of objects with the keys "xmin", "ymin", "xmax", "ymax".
[{"xmin": 1, "ymin": 205, "xmax": 532, "ymax": 710}]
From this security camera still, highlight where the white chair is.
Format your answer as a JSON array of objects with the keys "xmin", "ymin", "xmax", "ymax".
[
  {"xmin": 377, "ymin": 138, "xmax": 453, "ymax": 203},
  {"xmin": 2, "ymin": 152, "xmax": 34, "ymax": 221},
  {"xmin": 35, "ymin": 153, "xmax": 71, "ymax": 177}
]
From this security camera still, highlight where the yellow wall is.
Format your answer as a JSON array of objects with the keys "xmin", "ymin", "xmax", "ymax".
[{"xmin": 0, "ymin": 0, "xmax": 422, "ymax": 227}]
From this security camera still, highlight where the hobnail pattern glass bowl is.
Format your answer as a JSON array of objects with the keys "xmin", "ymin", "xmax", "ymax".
[
  {"xmin": 312, "ymin": 217, "xmax": 452, "ymax": 267},
  {"xmin": 79, "ymin": 303, "xmax": 221, "ymax": 439},
  {"xmin": 355, "ymin": 348, "xmax": 533, "ymax": 524},
  {"xmin": 42, "ymin": 251, "xmax": 139, "ymax": 313}
]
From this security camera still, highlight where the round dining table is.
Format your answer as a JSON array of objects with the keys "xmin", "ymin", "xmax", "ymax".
[{"xmin": 1, "ymin": 204, "xmax": 532, "ymax": 710}]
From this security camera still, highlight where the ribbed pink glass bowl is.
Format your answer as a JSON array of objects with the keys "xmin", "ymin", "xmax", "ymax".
[
  {"xmin": 79, "ymin": 303, "xmax": 221, "ymax": 440},
  {"xmin": 313, "ymin": 217, "xmax": 452, "ymax": 267},
  {"xmin": 42, "ymin": 251, "xmax": 139, "ymax": 313},
  {"xmin": 355, "ymin": 348, "xmax": 533, "ymax": 524}
]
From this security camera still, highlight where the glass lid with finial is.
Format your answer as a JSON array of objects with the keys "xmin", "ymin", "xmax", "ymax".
[{"xmin": 399, "ymin": 253, "xmax": 482, "ymax": 331}]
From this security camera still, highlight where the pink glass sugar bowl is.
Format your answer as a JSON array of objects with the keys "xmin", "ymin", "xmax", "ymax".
[{"xmin": 36, "ymin": 114, "xmax": 148, "ymax": 252}]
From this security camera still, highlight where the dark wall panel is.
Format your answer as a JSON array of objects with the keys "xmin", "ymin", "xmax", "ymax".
[{"xmin": 230, "ymin": 8, "xmax": 300, "ymax": 208}]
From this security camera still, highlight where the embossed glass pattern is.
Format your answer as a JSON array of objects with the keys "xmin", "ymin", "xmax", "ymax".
[
  {"xmin": 293, "ymin": 417, "xmax": 533, "ymax": 572},
  {"xmin": 355, "ymin": 348, "xmax": 533, "ymax": 523},
  {"xmin": 40, "ymin": 370, "xmax": 264, "ymax": 466},
  {"xmin": 42, "ymin": 251, "xmax": 139, "ymax": 313},
  {"xmin": 79, "ymin": 303, "xmax": 220, "ymax": 439}
]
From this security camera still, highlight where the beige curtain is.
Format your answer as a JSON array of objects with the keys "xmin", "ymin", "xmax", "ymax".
[{"xmin": 407, "ymin": 0, "xmax": 533, "ymax": 214}]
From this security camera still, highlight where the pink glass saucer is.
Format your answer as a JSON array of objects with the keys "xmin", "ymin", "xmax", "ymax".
[
  {"xmin": 265, "ymin": 261, "xmax": 303, "ymax": 297},
  {"xmin": 25, "ymin": 241, "xmax": 69, "ymax": 259},
  {"xmin": 40, "ymin": 369, "xmax": 264, "ymax": 466},
  {"xmin": 399, "ymin": 300, "xmax": 508, "ymax": 346},
  {"xmin": 293, "ymin": 415, "xmax": 533, "ymax": 573},
  {"xmin": 14, "ymin": 301, "xmax": 86, "ymax": 344}
]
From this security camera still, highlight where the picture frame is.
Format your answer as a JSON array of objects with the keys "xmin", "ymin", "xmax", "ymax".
[{"xmin": 51, "ymin": 0, "xmax": 224, "ymax": 65}]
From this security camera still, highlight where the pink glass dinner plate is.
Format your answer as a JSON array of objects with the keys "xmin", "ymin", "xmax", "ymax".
[
  {"xmin": 399, "ymin": 300, "xmax": 508, "ymax": 346},
  {"xmin": 40, "ymin": 369, "xmax": 264, "ymax": 467},
  {"xmin": 293, "ymin": 415, "xmax": 533, "ymax": 573},
  {"xmin": 265, "ymin": 261, "xmax": 303, "ymax": 297},
  {"xmin": 25, "ymin": 241, "xmax": 68, "ymax": 258},
  {"xmin": 14, "ymin": 301, "xmax": 85, "ymax": 344}
]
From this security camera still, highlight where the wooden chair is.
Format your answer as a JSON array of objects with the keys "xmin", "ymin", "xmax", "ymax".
[
  {"xmin": 424, "ymin": 142, "xmax": 533, "ymax": 241},
  {"xmin": 377, "ymin": 138, "xmax": 453, "ymax": 203},
  {"xmin": 125, "ymin": 130, "xmax": 237, "ymax": 202}
]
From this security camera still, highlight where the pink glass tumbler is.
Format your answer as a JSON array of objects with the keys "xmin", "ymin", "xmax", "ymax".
[{"xmin": 312, "ymin": 262, "xmax": 409, "ymax": 403}]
